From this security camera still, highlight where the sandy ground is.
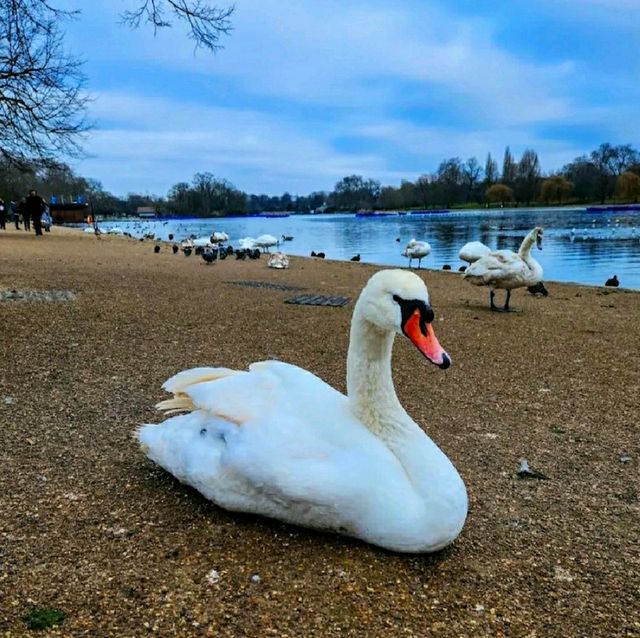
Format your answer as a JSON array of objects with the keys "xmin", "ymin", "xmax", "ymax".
[{"xmin": 0, "ymin": 226, "xmax": 638, "ymax": 637}]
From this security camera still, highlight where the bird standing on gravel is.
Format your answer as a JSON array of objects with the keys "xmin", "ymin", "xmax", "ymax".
[
  {"xmin": 605, "ymin": 275, "xmax": 619, "ymax": 287},
  {"xmin": 463, "ymin": 227, "xmax": 544, "ymax": 312},
  {"xmin": 202, "ymin": 248, "xmax": 217, "ymax": 264}
]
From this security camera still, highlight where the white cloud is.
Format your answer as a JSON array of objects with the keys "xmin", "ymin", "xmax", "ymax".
[
  {"xmin": 60, "ymin": 1, "xmax": 639, "ymax": 195},
  {"xmin": 76, "ymin": 92, "xmax": 389, "ymax": 195}
]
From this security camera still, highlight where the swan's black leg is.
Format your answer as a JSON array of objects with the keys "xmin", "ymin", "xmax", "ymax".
[
  {"xmin": 417, "ymin": 257, "xmax": 422, "ymax": 269},
  {"xmin": 490, "ymin": 290, "xmax": 498, "ymax": 311},
  {"xmin": 504, "ymin": 290, "xmax": 511, "ymax": 311}
]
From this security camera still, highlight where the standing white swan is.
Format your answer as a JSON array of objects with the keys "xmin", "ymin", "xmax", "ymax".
[
  {"xmin": 137, "ymin": 270, "xmax": 467, "ymax": 553},
  {"xmin": 402, "ymin": 239, "xmax": 431, "ymax": 269},
  {"xmin": 463, "ymin": 227, "xmax": 544, "ymax": 311}
]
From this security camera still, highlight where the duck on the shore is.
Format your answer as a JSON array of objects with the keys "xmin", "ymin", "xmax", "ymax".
[
  {"xmin": 311, "ymin": 251, "xmax": 326, "ymax": 259},
  {"xmin": 137, "ymin": 270, "xmax": 467, "ymax": 553},
  {"xmin": 172, "ymin": 244, "xmax": 179, "ymax": 254},
  {"xmin": 154, "ymin": 245, "xmax": 160, "ymax": 254},
  {"xmin": 463, "ymin": 227, "xmax": 544, "ymax": 312},
  {"xmin": 605, "ymin": 275, "xmax": 619, "ymax": 287},
  {"xmin": 351, "ymin": 254, "xmax": 361, "ymax": 262},
  {"xmin": 402, "ymin": 239, "xmax": 431, "ymax": 269}
]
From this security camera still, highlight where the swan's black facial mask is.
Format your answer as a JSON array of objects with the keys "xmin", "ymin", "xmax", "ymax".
[{"xmin": 393, "ymin": 296, "xmax": 451, "ymax": 369}]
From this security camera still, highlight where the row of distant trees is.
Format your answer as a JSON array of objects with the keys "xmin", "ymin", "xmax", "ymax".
[
  {"xmin": 1, "ymin": 142, "xmax": 639, "ymax": 217},
  {"xmin": 328, "ymin": 143, "xmax": 640, "ymax": 212}
]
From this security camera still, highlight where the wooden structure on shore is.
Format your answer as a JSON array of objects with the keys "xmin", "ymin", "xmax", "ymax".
[{"xmin": 50, "ymin": 202, "xmax": 89, "ymax": 224}]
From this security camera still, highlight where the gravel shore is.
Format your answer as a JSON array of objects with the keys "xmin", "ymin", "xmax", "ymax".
[{"xmin": 1, "ymin": 226, "xmax": 638, "ymax": 637}]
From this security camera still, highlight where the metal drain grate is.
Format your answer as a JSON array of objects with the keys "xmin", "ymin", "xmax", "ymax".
[
  {"xmin": 1, "ymin": 289, "xmax": 77, "ymax": 302},
  {"xmin": 225, "ymin": 280, "xmax": 307, "ymax": 292},
  {"xmin": 285, "ymin": 294, "xmax": 351, "ymax": 307}
]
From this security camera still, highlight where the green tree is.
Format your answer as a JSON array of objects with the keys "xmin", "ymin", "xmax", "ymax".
[
  {"xmin": 486, "ymin": 183, "xmax": 514, "ymax": 206},
  {"xmin": 540, "ymin": 176, "xmax": 573, "ymax": 204},
  {"xmin": 616, "ymin": 171, "xmax": 640, "ymax": 202}
]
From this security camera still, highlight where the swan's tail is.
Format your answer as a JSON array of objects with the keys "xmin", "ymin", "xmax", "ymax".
[{"xmin": 156, "ymin": 367, "xmax": 239, "ymax": 415}]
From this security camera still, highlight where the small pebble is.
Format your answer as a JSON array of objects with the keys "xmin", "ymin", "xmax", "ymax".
[
  {"xmin": 250, "ymin": 574, "xmax": 261, "ymax": 584},
  {"xmin": 205, "ymin": 569, "xmax": 220, "ymax": 585}
]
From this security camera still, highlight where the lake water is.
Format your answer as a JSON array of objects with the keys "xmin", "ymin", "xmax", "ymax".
[{"xmin": 99, "ymin": 207, "xmax": 640, "ymax": 289}]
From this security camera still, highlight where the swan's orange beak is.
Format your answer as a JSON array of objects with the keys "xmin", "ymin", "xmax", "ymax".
[{"xmin": 402, "ymin": 309, "xmax": 451, "ymax": 369}]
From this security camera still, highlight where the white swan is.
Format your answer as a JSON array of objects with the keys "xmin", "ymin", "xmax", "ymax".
[
  {"xmin": 254, "ymin": 234, "xmax": 279, "ymax": 252},
  {"xmin": 458, "ymin": 241, "xmax": 491, "ymax": 264},
  {"xmin": 267, "ymin": 252, "xmax": 289, "ymax": 269},
  {"xmin": 211, "ymin": 232, "xmax": 229, "ymax": 244},
  {"xmin": 402, "ymin": 239, "xmax": 431, "ymax": 269},
  {"xmin": 463, "ymin": 227, "xmax": 544, "ymax": 311},
  {"xmin": 193, "ymin": 235, "xmax": 214, "ymax": 248},
  {"xmin": 137, "ymin": 270, "xmax": 467, "ymax": 553}
]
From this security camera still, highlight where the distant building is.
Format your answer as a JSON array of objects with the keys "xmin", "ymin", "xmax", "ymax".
[
  {"xmin": 49, "ymin": 202, "xmax": 89, "ymax": 224},
  {"xmin": 136, "ymin": 206, "xmax": 156, "ymax": 219}
]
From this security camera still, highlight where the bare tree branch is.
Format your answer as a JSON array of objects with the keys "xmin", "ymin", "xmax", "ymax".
[
  {"xmin": 0, "ymin": 0, "xmax": 91, "ymax": 166},
  {"xmin": 121, "ymin": 0, "xmax": 234, "ymax": 52}
]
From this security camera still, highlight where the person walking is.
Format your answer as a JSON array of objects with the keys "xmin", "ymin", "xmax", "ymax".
[
  {"xmin": 18, "ymin": 198, "xmax": 30, "ymax": 231},
  {"xmin": 25, "ymin": 189, "xmax": 46, "ymax": 236},
  {"xmin": 10, "ymin": 201, "xmax": 19, "ymax": 229},
  {"xmin": 0, "ymin": 199, "xmax": 6, "ymax": 230}
]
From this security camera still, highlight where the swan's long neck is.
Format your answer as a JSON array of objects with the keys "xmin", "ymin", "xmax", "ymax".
[
  {"xmin": 346, "ymin": 311, "xmax": 412, "ymax": 442},
  {"xmin": 518, "ymin": 232, "xmax": 542, "ymax": 275},
  {"xmin": 518, "ymin": 232, "xmax": 537, "ymax": 260},
  {"xmin": 345, "ymin": 294, "xmax": 468, "ymax": 547}
]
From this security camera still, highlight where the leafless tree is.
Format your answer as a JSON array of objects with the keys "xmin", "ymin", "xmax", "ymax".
[
  {"xmin": 121, "ymin": 0, "xmax": 235, "ymax": 52},
  {"xmin": 0, "ymin": 1, "xmax": 234, "ymax": 166},
  {"xmin": 0, "ymin": 1, "xmax": 90, "ymax": 166}
]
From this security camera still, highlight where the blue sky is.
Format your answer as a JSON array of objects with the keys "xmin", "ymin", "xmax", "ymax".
[{"xmin": 60, "ymin": 0, "xmax": 640, "ymax": 197}]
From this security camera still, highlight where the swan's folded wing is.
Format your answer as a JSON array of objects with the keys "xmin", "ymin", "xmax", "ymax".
[
  {"xmin": 157, "ymin": 360, "xmax": 348, "ymax": 432},
  {"xmin": 464, "ymin": 251, "xmax": 518, "ymax": 280}
]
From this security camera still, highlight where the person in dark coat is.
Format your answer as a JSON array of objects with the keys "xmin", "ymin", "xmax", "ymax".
[
  {"xmin": 18, "ymin": 198, "xmax": 30, "ymax": 231},
  {"xmin": 0, "ymin": 199, "xmax": 6, "ymax": 230},
  {"xmin": 25, "ymin": 189, "xmax": 46, "ymax": 236},
  {"xmin": 10, "ymin": 201, "xmax": 19, "ymax": 229}
]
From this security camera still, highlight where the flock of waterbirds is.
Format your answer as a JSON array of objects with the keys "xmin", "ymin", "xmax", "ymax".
[{"xmin": 89, "ymin": 222, "xmax": 623, "ymax": 293}]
